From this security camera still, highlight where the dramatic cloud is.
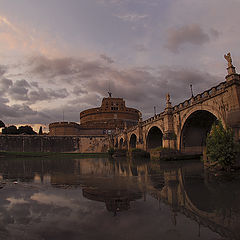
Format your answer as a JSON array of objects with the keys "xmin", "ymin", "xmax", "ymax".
[
  {"xmin": 28, "ymin": 88, "xmax": 69, "ymax": 104},
  {"xmin": 0, "ymin": 0, "xmax": 239, "ymax": 126},
  {"xmin": 28, "ymin": 55, "xmax": 106, "ymax": 81},
  {"xmin": 0, "ymin": 49, "xmax": 222, "ymax": 125},
  {"xmin": 165, "ymin": 24, "xmax": 210, "ymax": 53},
  {"xmin": 8, "ymin": 79, "xmax": 30, "ymax": 101},
  {"xmin": 0, "ymin": 77, "xmax": 69, "ymax": 104}
]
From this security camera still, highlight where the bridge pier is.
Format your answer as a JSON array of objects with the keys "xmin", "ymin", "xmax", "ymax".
[{"xmin": 163, "ymin": 94, "xmax": 176, "ymax": 149}]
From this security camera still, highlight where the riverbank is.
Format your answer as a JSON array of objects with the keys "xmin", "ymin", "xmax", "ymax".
[{"xmin": 0, "ymin": 151, "xmax": 108, "ymax": 159}]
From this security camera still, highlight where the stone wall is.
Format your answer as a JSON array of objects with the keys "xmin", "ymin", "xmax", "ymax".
[{"xmin": 0, "ymin": 135, "xmax": 109, "ymax": 153}]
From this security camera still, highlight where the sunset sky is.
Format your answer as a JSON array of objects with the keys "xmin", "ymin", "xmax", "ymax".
[{"xmin": 0, "ymin": 0, "xmax": 240, "ymax": 129}]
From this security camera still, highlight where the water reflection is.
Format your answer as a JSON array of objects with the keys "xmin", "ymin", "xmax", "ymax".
[{"xmin": 0, "ymin": 157, "xmax": 239, "ymax": 240}]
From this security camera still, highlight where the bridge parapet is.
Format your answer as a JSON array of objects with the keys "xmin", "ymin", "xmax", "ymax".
[{"xmin": 172, "ymin": 81, "xmax": 229, "ymax": 114}]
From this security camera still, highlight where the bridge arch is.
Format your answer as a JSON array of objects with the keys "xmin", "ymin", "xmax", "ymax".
[
  {"xmin": 180, "ymin": 109, "xmax": 218, "ymax": 153},
  {"xmin": 146, "ymin": 126, "xmax": 163, "ymax": 150},
  {"xmin": 129, "ymin": 134, "xmax": 137, "ymax": 149},
  {"xmin": 181, "ymin": 105, "xmax": 225, "ymax": 129}
]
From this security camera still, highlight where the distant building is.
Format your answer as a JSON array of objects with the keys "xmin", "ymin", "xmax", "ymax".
[{"xmin": 49, "ymin": 95, "xmax": 141, "ymax": 136}]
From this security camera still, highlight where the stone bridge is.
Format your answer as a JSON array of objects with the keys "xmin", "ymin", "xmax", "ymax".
[{"xmin": 114, "ymin": 54, "xmax": 240, "ymax": 154}]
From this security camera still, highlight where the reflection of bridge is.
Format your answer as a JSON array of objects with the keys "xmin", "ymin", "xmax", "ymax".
[
  {"xmin": 149, "ymin": 167, "xmax": 240, "ymax": 240},
  {"xmin": 114, "ymin": 55, "xmax": 240, "ymax": 153}
]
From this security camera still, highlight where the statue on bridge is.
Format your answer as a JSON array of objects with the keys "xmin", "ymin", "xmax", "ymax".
[
  {"xmin": 224, "ymin": 52, "xmax": 237, "ymax": 76},
  {"xmin": 224, "ymin": 52, "xmax": 233, "ymax": 68},
  {"xmin": 166, "ymin": 93, "xmax": 170, "ymax": 103},
  {"xmin": 165, "ymin": 93, "xmax": 172, "ymax": 110}
]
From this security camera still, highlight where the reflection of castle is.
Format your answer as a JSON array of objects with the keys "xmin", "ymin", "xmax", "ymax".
[
  {"xmin": 82, "ymin": 188, "xmax": 142, "ymax": 214},
  {"xmin": 49, "ymin": 94, "xmax": 141, "ymax": 136}
]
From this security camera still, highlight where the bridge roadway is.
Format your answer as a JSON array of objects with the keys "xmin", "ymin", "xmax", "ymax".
[{"xmin": 114, "ymin": 56, "xmax": 240, "ymax": 153}]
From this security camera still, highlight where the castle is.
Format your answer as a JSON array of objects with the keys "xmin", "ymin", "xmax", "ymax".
[{"xmin": 49, "ymin": 93, "xmax": 141, "ymax": 136}]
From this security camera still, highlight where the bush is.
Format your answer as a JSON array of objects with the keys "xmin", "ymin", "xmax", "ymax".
[
  {"xmin": 108, "ymin": 148, "xmax": 115, "ymax": 156},
  {"xmin": 130, "ymin": 148, "xmax": 150, "ymax": 158},
  {"xmin": 206, "ymin": 121, "xmax": 236, "ymax": 169}
]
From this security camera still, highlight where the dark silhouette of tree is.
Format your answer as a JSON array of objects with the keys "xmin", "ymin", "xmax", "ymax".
[
  {"xmin": 2, "ymin": 125, "xmax": 18, "ymax": 134},
  {"xmin": 0, "ymin": 120, "xmax": 5, "ymax": 128},
  {"xmin": 39, "ymin": 126, "xmax": 43, "ymax": 135},
  {"xmin": 2, "ymin": 125, "xmax": 37, "ymax": 135},
  {"xmin": 18, "ymin": 126, "xmax": 37, "ymax": 135}
]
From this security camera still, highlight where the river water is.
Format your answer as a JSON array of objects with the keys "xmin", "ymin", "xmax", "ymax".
[{"xmin": 0, "ymin": 156, "xmax": 239, "ymax": 240}]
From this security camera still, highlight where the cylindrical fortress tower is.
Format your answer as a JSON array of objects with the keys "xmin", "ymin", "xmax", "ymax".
[
  {"xmin": 49, "ymin": 96, "xmax": 141, "ymax": 136},
  {"xmin": 80, "ymin": 97, "xmax": 140, "ymax": 131}
]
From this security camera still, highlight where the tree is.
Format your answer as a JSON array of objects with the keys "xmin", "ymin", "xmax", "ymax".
[
  {"xmin": 2, "ymin": 125, "xmax": 18, "ymax": 134},
  {"xmin": 0, "ymin": 120, "xmax": 5, "ymax": 128},
  {"xmin": 2, "ymin": 125, "xmax": 37, "ymax": 135},
  {"xmin": 18, "ymin": 126, "xmax": 37, "ymax": 135},
  {"xmin": 206, "ymin": 121, "xmax": 236, "ymax": 169},
  {"xmin": 38, "ymin": 126, "xmax": 43, "ymax": 135}
]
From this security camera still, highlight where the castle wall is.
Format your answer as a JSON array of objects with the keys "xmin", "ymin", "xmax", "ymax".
[
  {"xmin": 80, "ymin": 111, "xmax": 139, "ymax": 125},
  {"xmin": 49, "ymin": 122, "xmax": 80, "ymax": 136},
  {"xmin": 0, "ymin": 135, "xmax": 109, "ymax": 153}
]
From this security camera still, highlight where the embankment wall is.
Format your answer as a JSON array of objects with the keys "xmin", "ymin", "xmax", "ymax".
[{"xmin": 0, "ymin": 135, "xmax": 109, "ymax": 153}]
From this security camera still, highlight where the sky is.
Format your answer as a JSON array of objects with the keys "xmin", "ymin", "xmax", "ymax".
[{"xmin": 0, "ymin": 0, "xmax": 240, "ymax": 129}]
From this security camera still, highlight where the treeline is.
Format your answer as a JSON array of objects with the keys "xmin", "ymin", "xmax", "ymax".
[
  {"xmin": 0, "ymin": 120, "xmax": 44, "ymax": 135},
  {"xmin": 2, "ymin": 125, "xmax": 37, "ymax": 135}
]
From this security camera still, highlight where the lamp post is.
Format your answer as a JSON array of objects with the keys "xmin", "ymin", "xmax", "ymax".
[{"xmin": 190, "ymin": 84, "xmax": 194, "ymax": 98}]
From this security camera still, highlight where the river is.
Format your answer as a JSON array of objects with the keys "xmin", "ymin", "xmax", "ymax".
[{"xmin": 0, "ymin": 156, "xmax": 239, "ymax": 240}]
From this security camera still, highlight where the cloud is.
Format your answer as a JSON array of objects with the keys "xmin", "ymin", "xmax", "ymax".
[
  {"xmin": 100, "ymin": 54, "xmax": 114, "ymax": 64},
  {"xmin": 0, "ymin": 78, "xmax": 13, "ymax": 94},
  {"xmin": 28, "ymin": 88, "xmax": 69, "ymax": 104},
  {"xmin": 28, "ymin": 55, "xmax": 106, "ymax": 80},
  {"xmin": 165, "ymin": 24, "xmax": 210, "ymax": 53},
  {"xmin": 0, "ymin": 15, "xmax": 62, "ymax": 58},
  {"xmin": 0, "ymin": 102, "xmax": 38, "ymax": 119},
  {"xmin": 0, "ymin": 53, "xmax": 221, "ymax": 125},
  {"xmin": 0, "ymin": 65, "xmax": 7, "ymax": 77},
  {"xmin": 0, "ymin": 77, "xmax": 69, "ymax": 104},
  {"xmin": 8, "ymin": 79, "xmax": 30, "ymax": 101},
  {"xmin": 115, "ymin": 13, "xmax": 148, "ymax": 22}
]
